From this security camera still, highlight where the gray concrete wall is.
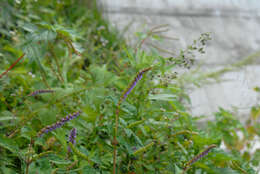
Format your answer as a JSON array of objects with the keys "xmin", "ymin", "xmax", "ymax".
[{"xmin": 99, "ymin": 0, "xmax": 260, "ymax": 119}]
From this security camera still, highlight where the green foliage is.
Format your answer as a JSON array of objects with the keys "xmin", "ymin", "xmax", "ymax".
[{"xmin": 0, "ymin": 0, "xmax": 259, "ymax": 174}]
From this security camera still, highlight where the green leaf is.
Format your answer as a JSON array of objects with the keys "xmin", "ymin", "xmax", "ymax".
[
  {"xmin": 21, "ymin": 23, "xmax": 38, "ymax": 33},
  {"xmin": 49, "ymin": 159, "xmax": 72, "ymax": 165},
  {"xmin": 0, "ymin": 111, "xmax": 17, "ymax": 121},
  {"xmin": 149, "ymin": 94, "xmax": 177, "ymax": 101},
  {"xmin": 0, "ymin": 135, "xmax": 19, "ymax": 154},
  {"xmin": 212, "ymin": 168, "xmax": 240, "ymax": 174}
]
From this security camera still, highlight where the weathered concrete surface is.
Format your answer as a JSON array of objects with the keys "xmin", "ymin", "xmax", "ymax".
[
  {"xmin": 98, "ymin": 0, "xmax": 260, "ymax": 118},
  {"xmin": 189, "ymin": 66, "xmax": 260, "ymax": 120}
]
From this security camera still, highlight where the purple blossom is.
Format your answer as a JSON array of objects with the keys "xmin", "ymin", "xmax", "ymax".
[
  {"xmin": 68, "ymin": 128, "xmax": 77, "ymax": 153},
  {"xmin": 184, "ymin": 144, "xmax": 217, "ymax": 171},
  {"xmin": 119, "ymin": 67, "xmax": 152, "ymax": 105},
  {"xmin": 37, "ymin": 111, "xmax": 81, "ymax": 137},
  {"xmin": 28, "ymin": 89, "xmax": 54, "ymax": 96}
]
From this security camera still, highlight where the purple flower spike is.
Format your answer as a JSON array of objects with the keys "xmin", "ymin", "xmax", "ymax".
[
  {"xmin": 68, "ymin": 128, "xmax": 77, "ymax": 153},
  {"xmin": 37, "ymin": 111, "xmax": 81, "ymax": 137},
  {"xmin": 184, "ymin": 144, "xmax": 217, "ymax": 171},
  {"xmin": 28, "ymin": 89, "xmax": 54, "ymax": 97},
  {"xmin": 119, "ymin": 67, "xmax": 152, "ymax": 105}
]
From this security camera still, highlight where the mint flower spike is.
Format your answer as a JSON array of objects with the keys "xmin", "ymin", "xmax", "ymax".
[
  {"xmin": 183, "ymin": 144, "xmax": 217, "ymax": 172},
  {"xmin": 118, "ymin": 67, "xmax": 152, "ymax": 105},
  {"xmin": 68, "ymin": 128, "xmax": 77, "ymax": 153},
  {"xmin": 37, "ymin": 111, "xmax": 81, "ymax": 137},
  {"xmin": 28, "ymin": 89, "xmax": 54, "ymax": 96}
]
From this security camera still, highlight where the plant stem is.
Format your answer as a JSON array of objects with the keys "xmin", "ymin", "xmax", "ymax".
[
  {"xmin": 39, "ymin": 69, "xmax": 50, "ymax": 88},
  {"xmin": 0, "ymin": 53, "xmax": 25, "ymax": 79},
  {"xmin": 49, "ymin": 43, "xmax": 64, "ymax": 83},
  {"xmin": 47, "ymin": 55, "xmax": 63, "ymax": 83},
  {"xmin": 112, "ymin": 67, "xmax": 152, "ymax": 173},
  {"xmin": 25, "ymin": 138, "xmax": 34, "ymax": 174},
  {"xmin": 113, "ymin": 107, "xmax": 120, "ymax": 174},
  {"xmin": 134, "ymin": 24, "xmax": 169, "ymax": 54},
  {"xmin": 25, "ymin": 163, "xmax": 29, "ymax": 174},
  {"xmin": 53, "ymin": 55, "xmax": 64, "ymax": 83}
]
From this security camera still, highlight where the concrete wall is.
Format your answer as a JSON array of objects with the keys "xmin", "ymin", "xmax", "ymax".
[{"xmin": 98, "ymin": 0, "xmax": 260, "ymax": 119}]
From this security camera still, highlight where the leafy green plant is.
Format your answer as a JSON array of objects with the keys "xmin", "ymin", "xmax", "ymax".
[{"xmin": 0, "ymin": 0, "xmax": 259, "ymax": 174}]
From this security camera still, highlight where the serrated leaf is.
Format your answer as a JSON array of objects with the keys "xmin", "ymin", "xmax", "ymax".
[{"xmin": 29, "ymin": 29, "xmax": 56, "ymax": 42}]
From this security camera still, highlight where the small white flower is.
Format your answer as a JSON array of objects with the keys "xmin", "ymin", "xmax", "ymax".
[
  {"xmin": 28, "ymin": 72, "xmax": 35, "ymax": 78},
  {"xmin": 160, "ymin": 108, "xmax": 166, "ymax": 112},
  {"xmin": 9, "ymin": 31, "xmax": 16, "ymax": 35},
  {"xmin": 97, "ymin": 26, "xmax": 105, "ymax": 31}
]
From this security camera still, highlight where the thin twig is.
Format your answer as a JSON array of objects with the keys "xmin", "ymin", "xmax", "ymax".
[
  {"xmin": 0, "ymin": 53, "xmax": 25, "ymax": 79},
  {"xmin": 49, "ymin": 43, "xmax": 64, "ymax": 83},
  {"xmin": 39, "ymin": 70, "xmax": 50, "ymax": 89},
  {"xmin": 147, "ymin": 42, "xmax": 176, "ymax": 55},
  {"xmin": 135, "ymin": 24, "xmax": 169, "ymax": 54}
]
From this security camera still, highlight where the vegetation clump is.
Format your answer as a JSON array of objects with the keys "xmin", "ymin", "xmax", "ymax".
[{"xmin": 0, "ymin": 0, "xmax": 259, "ymax": 173}]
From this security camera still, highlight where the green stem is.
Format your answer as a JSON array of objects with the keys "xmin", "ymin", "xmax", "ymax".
[
  {"xmin": 39, "ymin": 70, "xmax": 50, "ymax": 89},
  {"xmin": 47, "ymin": 54, "xmax": 63, "ymax": 83},
  {"xmin": 113, "ymin": 106, "xmax": 120, "ymax": 174},
  {"xmin": 49, "ymin": 43, "xmax": 64, "ymax": 83},
  {"xmin": 68, "ymin": 142, "xmax": 92, "ymax": 165}
]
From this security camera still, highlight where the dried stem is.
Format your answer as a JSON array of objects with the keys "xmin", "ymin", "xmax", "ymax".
[
  {"xmin": 65, "ymin": 38, "xmax": 82, "ymax": 57},
  {"xmin": 135, "ymin": 24, "xmax": 169, "ymax": 54},
  {"xmin": 59, "ymin": 33, "xmax": 82, "ymax": 57},
  {"xmin": 0, "ymin": 53, "xmax": 25, "ymax": 79}
]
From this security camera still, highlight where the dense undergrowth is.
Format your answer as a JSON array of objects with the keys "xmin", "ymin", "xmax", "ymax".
[{"xmin": 0, "ymin": 0, "xmax": 259, "ymax": 173}]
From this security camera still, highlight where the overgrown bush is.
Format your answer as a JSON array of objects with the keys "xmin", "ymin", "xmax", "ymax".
[{"xmin": 0, "ymin": 0, "xmax": 259, "ymax": 174}]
